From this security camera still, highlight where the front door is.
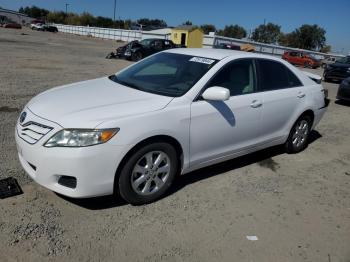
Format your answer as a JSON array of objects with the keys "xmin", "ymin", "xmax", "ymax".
[
  {"xmin": 181, "ymin": 33, "xmax": 186, "ymax": 46},
  {"xmin": 190, "ymin": 59, "xmax": 263, "ymax": 167}
]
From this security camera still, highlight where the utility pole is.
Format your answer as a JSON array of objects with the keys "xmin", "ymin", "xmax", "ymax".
[
  {"xmin": 65, "ymin": 3, "xmax": 69, "ymax": 15},
  {"xmin": 113, "ymin": 0, "xmax": 116, "ymax": 22}
]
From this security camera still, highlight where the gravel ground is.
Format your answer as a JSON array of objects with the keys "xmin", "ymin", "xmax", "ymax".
[{"xmin": 0, "ymin": 27, "xmax": 349, "ymax": 262}]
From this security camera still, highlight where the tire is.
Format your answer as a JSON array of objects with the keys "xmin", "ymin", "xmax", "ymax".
[
  {"xmin": 118, "ymin": 142, "xmax": 178, "ymax": 205},
  {"xmin": 285, "ymin": 115, "xmax": 312, "ymax": 154},
  {"xmin": 131, "ymin": 51, "xmax": 142, "ymax": 62},
  {"xmin": 304, "ymin": 61, "xmax": 311, "ymax": 68}
]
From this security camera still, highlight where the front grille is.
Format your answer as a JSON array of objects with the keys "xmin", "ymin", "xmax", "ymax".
[{"xmin": 17, "ymin": 121, "xmax": 53, "ymax": 144}]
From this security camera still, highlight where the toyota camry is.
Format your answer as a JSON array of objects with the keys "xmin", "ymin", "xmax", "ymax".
[{"xmin": 15, "ymin": 48, "xmax": 329, "ymax": 205}]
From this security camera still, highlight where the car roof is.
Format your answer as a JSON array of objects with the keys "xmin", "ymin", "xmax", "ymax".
[{"xmin": 165, "ymin": 48, "xmax": 282, "ymax": 61}]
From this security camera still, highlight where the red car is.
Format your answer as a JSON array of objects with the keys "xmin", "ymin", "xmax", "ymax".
[
  {"xmin": 3, "ymin": 23, "xmax": 22, "ymax": 29},
  {"xmin": 282, "ymin": 51, "xmax": 320, "ymax": 68}
]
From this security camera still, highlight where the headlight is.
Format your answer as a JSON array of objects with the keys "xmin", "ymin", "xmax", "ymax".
[{"xmin": 44, "ymin": 128, "xmax": 119, "ymax": 147}]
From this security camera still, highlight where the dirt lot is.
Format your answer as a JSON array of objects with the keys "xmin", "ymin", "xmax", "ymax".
[{"xmin": 0, "ymin": 27, "xmax": 349, "ymax": 262}]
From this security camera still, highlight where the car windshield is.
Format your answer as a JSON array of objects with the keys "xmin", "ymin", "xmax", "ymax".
[
  {"xmin": 336, "ymin": 56, "xmax": 350, "ymax": 64},
  {"xmin": 110, "ymin": 52, "xmax": 218, "ymax": 97},
  {"xmin": 139, "ymin": 39, "xmax": 152, "ymax": 46}
]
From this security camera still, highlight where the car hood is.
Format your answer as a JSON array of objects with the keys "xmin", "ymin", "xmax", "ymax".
[{"xmin": 27, "ymin": 77, "xmax": 173, "ymax": 128}]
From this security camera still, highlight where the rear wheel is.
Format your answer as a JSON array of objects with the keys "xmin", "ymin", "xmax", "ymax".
[
  {"xmin": 285, "ymin": 115, "xmax": 312, "ymax": 154},
  {"xmin": 118, "ymin": 142, "xmax": 178, "ymax": 205},
  {"xmin": 304, "ymin": 61, "xmax": 311, "ymax": 68}
]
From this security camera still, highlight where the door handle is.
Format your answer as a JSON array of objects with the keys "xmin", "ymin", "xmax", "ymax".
[
  {"xmin": 297, "ymin": 92, "xmax": 306, "ymax": 98},
  {"xmin": 250, "ymin": 100, "xmax": 262, "ymax": 108}
]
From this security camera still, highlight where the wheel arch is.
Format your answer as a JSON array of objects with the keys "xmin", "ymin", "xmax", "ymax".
[
  {"xmin": 113, "ymin": 135, "xmax": 184, "ymax": 194},
  {"xmin": 299, "ymin": 109, "xmax": 315, "ymax": 126}
]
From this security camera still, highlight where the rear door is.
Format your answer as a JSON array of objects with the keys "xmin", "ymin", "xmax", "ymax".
[{"xmin": 256, "ymin": 59, "xmax": 305, "ymax": 141}]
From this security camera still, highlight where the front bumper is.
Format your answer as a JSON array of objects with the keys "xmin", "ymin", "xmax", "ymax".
[{"xmin": 15, "ymin": 109, "xmax": 128, "ymax": 198}]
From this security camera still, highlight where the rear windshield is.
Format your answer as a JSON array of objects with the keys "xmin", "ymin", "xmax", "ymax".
[{"xmin": 110, "ymin": 52, "xmax": 218, "ymax": 97}]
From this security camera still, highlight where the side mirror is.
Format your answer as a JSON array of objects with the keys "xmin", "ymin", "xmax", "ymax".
[{"xmin": 202, "ymin": 86, "xmax": 230, "ymax": 101}]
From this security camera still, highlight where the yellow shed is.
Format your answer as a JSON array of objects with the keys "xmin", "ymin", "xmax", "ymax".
[{"xmin": 171, "ymin": 26, "xmax": 203, "ymax": 48}]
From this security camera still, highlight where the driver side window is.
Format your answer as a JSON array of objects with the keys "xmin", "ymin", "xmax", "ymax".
[{"xmin": 207, "ymin": 59, "xmax": 256, "ymax": 96}]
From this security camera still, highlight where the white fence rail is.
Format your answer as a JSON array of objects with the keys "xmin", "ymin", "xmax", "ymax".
[
  {"xmin": 53, "ymin": 24, "xmax": 343, "ymax": 59},
  {"xmin": 54, "ymin": 24, "xmax": 170, "ymax": 42}
]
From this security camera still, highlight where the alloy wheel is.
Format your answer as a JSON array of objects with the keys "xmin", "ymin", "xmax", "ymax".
[
  {"xmin": 131, "ymin": 151, "xmax": 171, "ymax": 196},
  {"xmin": 292, "ymin": 120, "xmax": 309, "ymax": 148}
]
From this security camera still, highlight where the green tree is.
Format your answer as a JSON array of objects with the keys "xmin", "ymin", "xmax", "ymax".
[
  {"xmin": 137, "ymin": 18, "xmax": 167, "ymax": 29},
  {"xmin": 47, "ymin": 11, "xmax": 67, "ymax": 24},
  {"xmin": 182, "ymin": 20, "xmax": 192, "ymax": 26},
  {"xmin": 251, "ymin": 22, "xmax": 281, "ymax": 43},
  {"xmin": 294, "ymin": 24, "xmax": 326, "ymax": 50},
  {"xmin": 123, "ymin": 19, "xmax": 132, "ymax": 29},
  {"xmin": 200, "ymin": 24, "xmax": 216, "ymax": 34},
  {"xmin": 278, "ymin": 24, "xmax": 326, "ymax": 51},
  {"xmin": 217, "ymin": 24, "xmax": 246, "ymax": 39},
  {"xmin": 65, "ymin": 13, "xmax": 80, "ymax": 25},
  {"xmin": 320, "ymin": 45, "xmax": 331, "ymax": 53},
  {"xmin": 21, "ymin": 5, "xmax": 49, "ymax": 19},
  {"xmin": 78, "ymin": 12, "xmax": 96, "ymax": 26}
]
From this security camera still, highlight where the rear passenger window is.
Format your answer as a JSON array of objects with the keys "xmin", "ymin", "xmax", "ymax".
[{"xmin": 257, "ymin": 59, "xmax": 302, "ymax": 91}]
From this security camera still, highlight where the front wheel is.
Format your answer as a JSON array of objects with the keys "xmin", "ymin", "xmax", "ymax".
[
  {"xmin": 285, "ymin": 115, "xmax": 312, "ymax": 154},
  {"xmin": 118, "ymin": 142, "xmax": 178, "ymax": 205},
  {"xmin": 131, "ymin": 51, "xmax": 142, "ymax": 62}
]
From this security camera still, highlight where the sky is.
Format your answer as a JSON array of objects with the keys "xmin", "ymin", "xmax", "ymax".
[{"xmin": 0, "ymin": 0, "xmax": 349, "ymax": 54}]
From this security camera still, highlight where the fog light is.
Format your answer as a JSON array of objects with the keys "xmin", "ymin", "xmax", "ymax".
[{"xmin": 58, "ymin": 176, "xmax": 77, "ymax": 189}]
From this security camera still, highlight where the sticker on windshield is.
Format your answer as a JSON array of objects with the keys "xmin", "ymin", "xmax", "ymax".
[{"xmin": 189, "ymin": 57, "xmax": 215, "ymax": 64}]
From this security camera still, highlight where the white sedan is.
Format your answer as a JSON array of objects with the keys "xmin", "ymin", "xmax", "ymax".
[
  {"xmin": 15, "ymin": 48, "xmax": 329, "ymax": 204},
  {"xmin": 30, "ymin": 23, "xmax": 44, "ymax": 30}
]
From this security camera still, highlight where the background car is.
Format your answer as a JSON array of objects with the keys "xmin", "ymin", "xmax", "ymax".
[
  {"xmin": 321, "ymin": 56, "xmax": 337, "ymax": 68},
  {"xmin": 107, "ymin": 39, "xmax": 179, "ymax": 60},
  {"xmin": 31, "ymin": 23, "xmax": 44, "ymax": 31},
  {"xmin": 214, "ymin": 43, "xmax": 241, "ymax": 50},
  {"xmin": 116, "ymin": 40, "xmax": 140, "ymax": 58},
  {"xmin": 124, "ymin": 38, "xmax": 179, "ymax": 61},
  {"xmin": 336, "ymin": 77, "xmax": 350, "ymax": 102},
  {"xmin": 43, "ymin": 25, "xmax": 58, "ymax": 32},
  {"xmin": 282, "ymin": 51, "xmax": 321, "ymax": 68},
  {"xmin": 323, "ymin": 56, "xmax": 350, "ymax": 82},
  {"xmin": 3, "ymin": 23, "xmax": 22, "ymax": 29}
]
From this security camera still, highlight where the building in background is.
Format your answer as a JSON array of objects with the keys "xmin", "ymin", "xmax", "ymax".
[
  {"xmin": 0, "ymin": 8, "xmax": 33, "ymax": 25},
  {"xmin": 171, "ymin": 26, "xmax": 203, "ymax": 48}
]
